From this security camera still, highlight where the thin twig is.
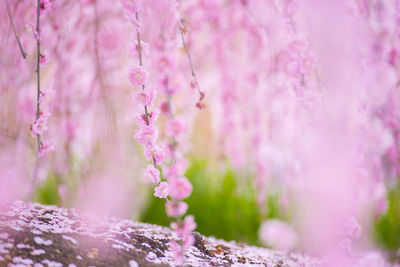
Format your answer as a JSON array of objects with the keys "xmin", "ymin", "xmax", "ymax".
[
  {"xmin": 179, "ymin": 19, "xmax": 205, "ymax": 104},
  {"xmin": 35, "ymin": 0, "xmax": 41, "ymax": 152},
  {"xmin": 5, "ymin": 0, "xmax": 27, "ymax": 59}
]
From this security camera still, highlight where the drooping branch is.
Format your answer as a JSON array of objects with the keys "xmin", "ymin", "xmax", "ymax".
[
  {"xmin": 179, "ymin": 19, "xmax": 205, "ymax": 109},
  {"xmin": 134, "ymin": 11, "xmax": 157, "ymax": 168},
  {"xmin": 35, "ymin": 0, "xmax": 41, "ymax": 152},
  {"xmin": 5, "ymin": 0, "xmax": 27, "ymax": 59}
]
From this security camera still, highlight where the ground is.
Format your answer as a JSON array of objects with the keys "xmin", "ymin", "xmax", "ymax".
[{"xmin": 0, "ymin": 202, "xmax": 318, "ymax": 267}]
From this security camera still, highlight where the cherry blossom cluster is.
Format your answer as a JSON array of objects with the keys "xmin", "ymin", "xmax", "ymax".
[
  {"xmin": 122, "ymin": 1, "xmax": 197, "ymax": 264},
  {"xmin": 152, "ymin": 15, "xmax": 198, "ymax": 266}
]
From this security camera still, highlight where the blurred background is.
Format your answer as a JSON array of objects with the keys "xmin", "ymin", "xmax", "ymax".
[{"xmin": 1, "ymin": 0, "xmax": 400, "ymax": 263}]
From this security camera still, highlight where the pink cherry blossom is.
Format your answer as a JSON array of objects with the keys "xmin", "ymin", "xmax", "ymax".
[
  {"xmin": 133, "ymin": 89, "xmax": 155, "ymax": 106},
  {"xmin": 128, "ymin": 40, "xmax": 149, "ymax": 57},
  {"xmin": 128, "ymin": 66, "xmax": 149, "ymax": 86},
  {"xmin": 134, "ymin": 125, "xmax": 158, "ymax": 146},
  {"xmin": 38, "ymin": 92, "xmax": 46, "ymax": 105},
  {"xmin": 143, "ymin": 164, "xmax": 160, "ymax": 184},
  {"xmin": 38, "ymin": 141, "xmax": 55, "ymax": 158},
  {"xmin": 154, "ymin": 182, "xmax": 169, "ymax": 199},
  {"xmin": 144, "ymin": 145, "xmax": 164, "ymax": 164},
  {"xmin": 39, "ymin": 51, "xmax": 50, "ymax": 66},
  {"xmin": 134, "ymin": 110, "xmax": 159, "ymax": 127},
  {"xmin": 39, "ymin": 0, "xmax": 52, "ymax": 15},
  {"xmin": 31, "ymin": 112, "xmax": 51, "ymax": 137},
  {"xmin": 168, "ymin": 177, "xmax": 192, "ymax": 200},
  {"xmin": 166, "ymin": 201, "xmax": 188, "ymax": 217}
]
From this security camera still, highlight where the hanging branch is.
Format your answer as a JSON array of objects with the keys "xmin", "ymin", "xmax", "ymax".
[
  {"xmin": 35, "ymin": 0, "xmax": 41, "ymax": 152},
  {"xmin": 5, "ymin": 0, "xmax": 27, "ymax": 59},
  {"xmin": 179, "ymin": 19, "xmax": 205, "ymax": 109},
  {"xmin": 133, "ymin": 11, "xmax": 158, "ymax": 168}
]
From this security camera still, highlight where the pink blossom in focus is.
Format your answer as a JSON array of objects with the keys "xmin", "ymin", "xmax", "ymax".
[
  {"xmin": 128, "ymin": 66, "xmax": 149, "ymax": 86},
  {"xmin": 27, "ymin": 23, "xmax": 41, "ymax": 40},
  {"xmin": 144, "ymin": 145, "xmax": 164, "ymax": 164},
  {"xmin": 128, "ymin": 41, "xmax": 149, "ymax": 57},
  {"xmin": 143, "ymin": 164, "xmax": 160, "ymax": 184},
  {"xmin": 168, "ymin": 177, "xmax": 192, "ymax": 200},
  {"xmin": 154, "ymin": 182, "xmax": 169, "ymax": 199},
  {"xmin": 134, "ymin": 110, "xmax": 159, "ymax": 127},
  {"xmin": 134, "ymin": 125, "xmax": 158, "ymax": 146},
  {"xmin": 166, "ymin": 201, "xmax": 188, "ymax": 217},
  {"xmin": 31, "ymin": 113, "xmax": 51, "ymax": 137},
  {"xmin": 133, "ymin": 89, "xmax": 155, "ymax": 106}
]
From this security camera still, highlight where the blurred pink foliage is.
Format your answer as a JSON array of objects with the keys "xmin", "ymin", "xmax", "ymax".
[{"xmin": 1, "ymin": 0, "xmax": 400, "ymax": 265}]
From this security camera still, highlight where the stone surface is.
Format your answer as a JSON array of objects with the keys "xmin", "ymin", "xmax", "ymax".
[{"xmin": 0, "ymin": 202, "xmax": 319, "ymax": 266}]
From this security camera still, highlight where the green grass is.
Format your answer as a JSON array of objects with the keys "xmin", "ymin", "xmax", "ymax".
[
  {"xmin": 374, "ymin": 182, "xmax": 400, "ymax": 257},
  {"xmin": 33, "ymin": 175, "xmax": 61, "ymax": 205}
]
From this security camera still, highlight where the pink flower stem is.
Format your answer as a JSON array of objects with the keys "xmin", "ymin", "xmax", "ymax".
[
  {"xmin": 35, "ymin": 0, "xmax": 41, "ymax": 152},
  {"xmin": 5, "ymin": 0, "xmax": 26, "ymax": 59}
]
